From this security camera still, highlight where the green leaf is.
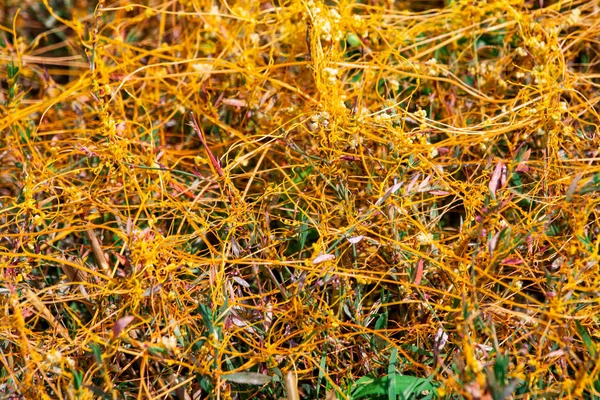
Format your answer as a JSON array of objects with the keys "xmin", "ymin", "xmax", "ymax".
[
  {"xmin": 147, "ymin": 346, "xmax": 168, "ymax": 356},
  {"xmin": 494, "ymin": 353, "xmax": 509, "ymax": 386},
  {"xmin": 576, "ymin": 235, "xmax": 594, "ymax": 253},
  {"xmin": 298, "ymin": 214, "xmax": 310, "ymax": 252},
  {"xmin": 223, "ymin": 372, "xmax": 273, "ymax": 385},
  {"xmin": 399, "ymin": 373, "xmax": 437, "ymax": 400},
  {"xmin": 352, "ymin": 375, "xmax": 388, "ymax": 398},
  {"xmin": 89, "ymin": 343, "xmax": 103, "ymax": 365},
  {"xmin": 200, "ymin": 376, "xmax": 213, "ymax": 392},
  {"xmin": 388, "ymin": 349, "xmax": 397, "ymax": 400},
  {"xmin": 71, "ymin": 369, "xmax": 83, "ymax": 390},
  {"xmin": 347, "ymin": 34, "xmax": 361, "ymax": 47},
  {"xmin": 7, "ymin": 61, "xmax": 19, "ymax": 79},
  {"xmin": 374, "ymin": 313, "xmax": 388, "ymax": 330},
  {"xmin": 578, "ymin": 183, "xmax": 600, "ymax": 196},
  {"xmin": 576, "ymin": 321, "xmax": 596, "ymax": 358},
  {"xmin": 316, "ymin": 345, "xmax": 328, "ymax": 398},
  {"xmin": 351, "ymin": 373, "xmax": 436, "ymax": 399},
  {"xmin": 271, "ymin": 367, "xmax": 283, "ymax": 383},
  {"xmin": 197, "ymin": 303, "xmax": 215, "ymax": 335},
  {"xmin": 351, "ymin": 71, "xmax": 363, "ymax": 83},
  {"xmin": 85, "ymin": 385, "xmax": 113, "ymax": 400},
  {"xmin": 513, "ymin": 146, "xmax": 529, "ymax": 164},
  {"xmin": 580, "ymin": 52, "xmax": 590, "ymax": 65}
]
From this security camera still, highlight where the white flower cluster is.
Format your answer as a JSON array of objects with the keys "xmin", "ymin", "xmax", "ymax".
[
  {"xmin": 414, "ymin": 58, "xmax": 447, "ymax": 77},
  {"xmin": 374, "ymin": 101, "xmax": 400, "ymax": 124},
  {"xmin": 192, "ymin": 63, "xmax": 214, "ymax": 75},
  {"xmin": 352, "ymin": 14, "xmax": 369, "ymax": 39},
  {"xmin": 471, "ymin": 61, "xmax": 507, "ymax": 88},
  {"xmin": 210, "ymin": 5, "xmax": 220, "ymax": 19},
  {"xmin": 525, "ymin": 107, "xmax": 538, "ymax": 116},
  {"xmin": 45, "ymin": 350, "xmax": 62, "ymax": 365},
  {"xmin": 161, "ymin": 335, "xmax": 178, "ymax": 351},
  {"xmin": 413, "ymin": 109, "xmax": 428, "ymax": 130},
  {"xmin": 417, "ymin": 232, "xmax": 434, "ymax": 245},
  {"xmin": 354, "ymin": 106, "xmax": 372, "ymax": 123},
  {"xmin": 559, "ymin": 101, "xmax": 568, "ymax": 112},
  {"xmin": 308, "ymin": 111, "xmax": 331, "ymax": 131},
  {"xmin": 43, "ymin": 349, "xmax": 76, "ymax": 370},
  {"xmin": 373, "ymin": 113, "xmax": 392, "ymax": 123},
  {"xmin": 249, "ymin": 32, "xmax": 260, "ymax": 46},
  {"xmin": 308, "ymin": 1, "xmax": 343, "ymax": 42},
  {"xmin": 425, "ymin": 58, "xmax": 439, "ymax": 77},
  {"xmin": 323, "ymin": 67, "xmax": 339, "ymax": 85},
  {"xmin": 515, "ymin": 47, "xmax": 528, "ymax": 57},
  {"xmin": 413, "ymin": 109, "xmax": 427, "ymax": 119},
  {"xmin": 563, "ymin": 8, "xmax": 581, "ymax": 28},
  {"xmin": 531, "ymin": 65, "xmax": 548, "ymax": 85},
  {"xmin": 524, "ymin": 35, "xmax": 548, "ymax": 58}
]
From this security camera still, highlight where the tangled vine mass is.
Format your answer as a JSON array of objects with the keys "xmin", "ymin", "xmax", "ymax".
[{"xmin": 1, "ymin": 0, "xmax": 600, "ymax": 398}]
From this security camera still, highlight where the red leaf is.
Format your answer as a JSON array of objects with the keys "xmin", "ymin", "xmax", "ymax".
[
  {"xmin": 413, "ymin": 258, "xmax": 424, "ymax": 285},
  {"xmin": 515, "ymin": 149, "xmax": 531, "ymax": 173},
  {"xmin": 312, "ymin": 253, "xmax": 335, "ymax": 265},
  {"xmin": 489, "ymin": 162, "xmax": 505, "ymax": 197},
  {"xmin": 375, "ymin": 182, "xmax": 403, "ymax": 206},
  {"xmin": 566, "ymin": 172, "xmax": 583, "ymax": 200},
  {"xmin": 418, "ymin": 175, "xmax": 432, "ymax": 192},
  {"xmin": 406, "ymin": 173, "xmax": 420, "ymax": 194},
  {"xmin": 221, "ymin": 98, "xmax": 247, "ymax": 107},
  {"xmin": 21, "ymin": 307, "xmax": 34, "ymax": 319},
  {"xmin": 189, "ymin": 112, "xmax": 224, "ymax": 177},
  {"xmin": 113, "ymin": 252, "xmax": 130, "ymax": 267},
  {"xmin": 514, "ymin": 164, "xmax": 529, "ymax": 173},
  {"xmin": 113, "ymin": 316, "xmax": 135, "ymax": 339},
  {"xmin": 501, "ymin": 258, "xmax": 524, "ymax": 265},
  {"xmin": 488, "ymin": 231, "xmax": 501, "ymax": 256},
  {"xmin": 347, "ymin": 235, "xmax": 364, "ymax": 244},
  {"xmin": 428, "ymin": 190, "xmax": 450, "ymax": 196}
]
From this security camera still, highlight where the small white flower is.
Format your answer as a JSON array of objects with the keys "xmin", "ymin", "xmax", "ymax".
[
  {"xmin": 45, "ymin": 350, "xmax": 62, "ymax": 365},
  {"xmin": 161, "ymin": 335, "xmax": 178, "ymax": 351},
  {"xmin": 559, "ymin": 102, "xmax": 568, "ymax": 112},
  {"xmin": 192, "ymin": 63, "xmax": 213, "ymax": 75},
  {"xmin": 567, "ymin": 8, "xmax": 581, "ymax": 26},
  {"xmin": 413, "ymin": 109, "xmax": 427, "ymax": 119},
  {"xmin": 417, "ymin": 232, "xmax": 433, "ymax": 245},
  {"xmin": 249, "ymin": 33, "xmax": 260, "ymax": 45},
  {"xmin": 323, "ymin": 67, "xmax": 339, "ymax": 85},
  {"xmin": 515, "ymin": 47, "xmax": 527, "ymax": 57},
  {"xmin": 329, "ymin": 9, "xmax": 341, "ymax": 22},
  {"xmin": 320, "ymin": 20, "xmax": 332, "ymax": 41}
]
